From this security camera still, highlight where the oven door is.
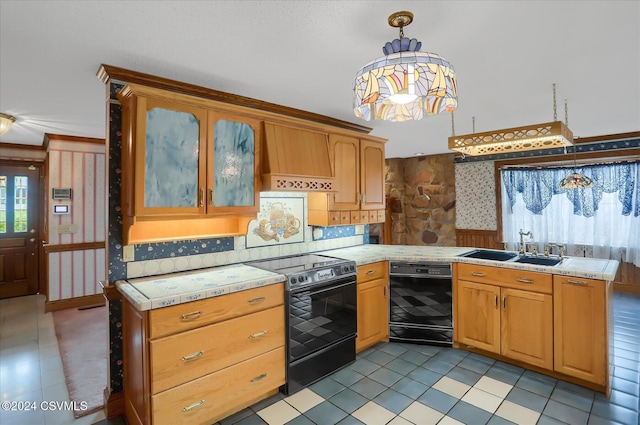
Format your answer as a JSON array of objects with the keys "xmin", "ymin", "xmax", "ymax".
[{"xmin": 288, "ymin": 276, "xmax": 357, "ymax": 362}]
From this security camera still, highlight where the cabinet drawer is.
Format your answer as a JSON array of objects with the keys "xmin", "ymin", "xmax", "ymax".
[
  {"xmin": 339, "ymin": 211, "xmax": 351, "ymax": 225},
  {"xmin": 457, "ymin": 263, "xmax": 552, "ymax": 294},
  {"xmin": 150, "ymin": 306, "xmax": 284, "ymax": 394},
  {"xmin": 152, "ymin": 346, "xmax": 285, "ymax": 425},
  {"xmin": 357, "ymin": 261, "xmax": 387, "ymax": 283},
  {"xmin": 149, "ymin": 284, "xmax": 284, "ymax": 338},
  {"xmin": 351, "ymin": 210, "xmax": 363, "ymax": 224}
]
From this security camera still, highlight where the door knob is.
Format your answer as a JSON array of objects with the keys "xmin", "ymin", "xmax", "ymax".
[
  {"xmin": 30, "ymin": 238, "xmax": 36, "ymax": 242},
  {"xmin": 30, "ymin": 229, "xmax": 36, "ymax": 234}
]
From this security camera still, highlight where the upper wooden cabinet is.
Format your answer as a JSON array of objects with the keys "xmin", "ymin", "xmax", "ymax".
[
  {"xmin": 118, "ymin": 84, "xmax": 261, "ymax": 244},
  {"xmin": 308, "ymin": 134, "xmax": 386, "ymax": 226}
]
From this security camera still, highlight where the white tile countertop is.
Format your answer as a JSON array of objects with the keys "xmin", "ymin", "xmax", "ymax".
[
  {"xmin": 116, "ymin": 263, "xmax": 285, "ymax": 311},
  {"xmin": 319, "ymin": 245, "xmax": 620, "ymax": 281},
  {"xmin": 116, "ymin": 245, "xmax": 619, "ymax": 311}
]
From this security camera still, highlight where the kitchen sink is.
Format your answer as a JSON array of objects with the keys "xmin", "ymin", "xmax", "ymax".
[
  {"xmin": 513, "ymin": 256, "xmax": 563, "ymax": 266},
  {"xmin": 459, "ymin": 249, "xmax": 519, "ymax": 262}
]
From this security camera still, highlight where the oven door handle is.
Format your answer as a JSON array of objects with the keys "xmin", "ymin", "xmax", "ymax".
[{"xmin": 292, "ymin": 280, "xmax": 355, "ymax": 297}]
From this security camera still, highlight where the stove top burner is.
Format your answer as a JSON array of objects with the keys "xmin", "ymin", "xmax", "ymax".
[{"xmin": 246, "ymin": 254, "xmax": 356, "ymax": 289}]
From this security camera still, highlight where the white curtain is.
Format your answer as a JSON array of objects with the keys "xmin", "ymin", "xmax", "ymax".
[{"xmin": 501, "ymin": 161, "xmax": 640, "ymax": 267}]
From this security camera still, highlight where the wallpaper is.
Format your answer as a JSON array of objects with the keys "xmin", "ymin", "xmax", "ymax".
[{"xmin": 455, "ymin": 161, "xmax": 497, "ymax": 230}]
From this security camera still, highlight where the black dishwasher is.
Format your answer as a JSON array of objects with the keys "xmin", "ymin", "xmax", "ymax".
[{"xmin": 388, "ymin": 261, "xmax": 453, "ymax": 346}]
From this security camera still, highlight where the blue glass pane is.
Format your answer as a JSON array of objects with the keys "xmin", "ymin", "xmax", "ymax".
[
  {"xmin": 145, "ymin": 108, "xmax": 199, "ymax": 208},
  {"xmin": 213, "ymin": 120, "xmax": 255, "ymax": 207}
]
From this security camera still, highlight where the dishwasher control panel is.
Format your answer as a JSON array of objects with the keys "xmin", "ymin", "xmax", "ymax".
[{"xmin": 389, "ymin": 261, "xmax": 452, "ymax": 278}]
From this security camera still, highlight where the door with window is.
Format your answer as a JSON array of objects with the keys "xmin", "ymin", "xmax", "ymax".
[{"xmin": 0, "ymin": 164, "xmax": 40, "ymax": 298}]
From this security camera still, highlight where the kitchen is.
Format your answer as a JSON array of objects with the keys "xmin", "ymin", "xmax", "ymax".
[
  {"xmin": 98, "ymin": 63, "xmax": 638, "ymax": 425},
  {"xmin": 1, "ymin": 3, "xmax": 639, "ymax": 425}
]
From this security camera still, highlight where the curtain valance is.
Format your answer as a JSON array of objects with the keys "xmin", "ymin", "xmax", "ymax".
[{"xmin": 502, "ymin": 161, "xmax": 639, "ymax": 217}]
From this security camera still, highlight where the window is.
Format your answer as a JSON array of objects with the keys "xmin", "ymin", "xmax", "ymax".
[{"xmin": 501, "ymin": 161, "xmax": 640, "ymax": 266}]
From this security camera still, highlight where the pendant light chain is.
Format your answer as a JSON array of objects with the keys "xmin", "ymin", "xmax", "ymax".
[{"xmin": 553, "ymin": 83, "xmax": 557, "ymax": 121}]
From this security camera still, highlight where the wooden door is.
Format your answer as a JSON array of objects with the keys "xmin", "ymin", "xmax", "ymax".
[
  {"xmin": 329, "ymin": 134, "xmax": 360, "ymax": 210},
  {"xmin": 360, "ymin": 139, "xmax": 385, "ymax": 210},
  {"xmin": 553, "ymin": 276, "xmax": 606, "ymax": 385},
  {"xmin": 356, "ymin": 278, "xmax": 388, "ymax": 352},
  {"xmin": 455, "ymin": 280, "xmax": 501, "ymax": 353},
  {"xmin": 501, "ymin": 288, "xmax": 553, "ymax": 369},
  {"xmin": 0, "ymin": 164, "xmax": 41, "ymax": 299}
]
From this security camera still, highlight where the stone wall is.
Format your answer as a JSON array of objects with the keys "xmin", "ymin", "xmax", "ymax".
[{"xmin": 385, "ymin": 154, "xmax": 457, "ymax": 246}]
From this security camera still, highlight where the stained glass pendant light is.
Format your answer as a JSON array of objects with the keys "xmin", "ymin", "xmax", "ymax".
[{"xmin": 353, "ymin": 11, "xmax": 458, "ymax": 122}]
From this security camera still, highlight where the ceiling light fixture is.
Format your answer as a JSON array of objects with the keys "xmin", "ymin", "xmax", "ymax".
[
  {"xmin": 0, "ymin": 113, "xmax": 16, "ymax": 135},
  {"xmin": 448, "ymin": 84, "xmax": 573, "ymax": 156},
  {"xmin": 353, "ymin": 11, "xmax": 458, "ymax": 122}
]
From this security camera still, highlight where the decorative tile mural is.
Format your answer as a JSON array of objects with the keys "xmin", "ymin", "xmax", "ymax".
[
  {"xmin": 246, "ymin": 195, "xmax": 305, "ymax": 247},
  {"xmin": 455, "ymin": 161, "xmax": 497, "ymax": 231}
]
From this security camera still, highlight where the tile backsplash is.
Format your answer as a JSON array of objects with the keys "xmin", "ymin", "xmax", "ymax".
[{"xmin": 124, "ymin": 191, "xmax": 366, "ymax": 279}]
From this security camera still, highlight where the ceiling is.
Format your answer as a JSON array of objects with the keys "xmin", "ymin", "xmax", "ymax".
[{"xmin": 1, "ymin": 1, "xmax": 639, "ymax": 159}]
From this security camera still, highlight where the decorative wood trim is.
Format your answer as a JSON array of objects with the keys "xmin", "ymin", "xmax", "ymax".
[
  {"xmin": 574, "ymin": 131, "xmax": 640, "ymax": 144},
  {"xmin": 44, "ymin": 241, "xmax": 106, "ymax": 253},
  {"xmin": 456, "ymin": 229, "xmax": 501, "ymax": 250},
  {"xmin": 45, "ymin": 293, "xmax": 105, "ymax": 312},
  {"xmin": 102, "ymin": 282, "xmax": 122, "ymax": 302},
  {"xmin": 43, "ymin": 133, "xmax": 105, "ymax": 145},
  {"xmin": 0, "ymin": 142, "xmax": 47, "ymax": 152},
  {"xmin": 104, "ymin": 388, "xmax": 124, "ymax": 419},
  {"xmin": 613, "ymin": 262, "xmax": 640, "ymax": 294},
  {"xmin": 97, "ymin": 64, "xmax": 372, "ymax": 134}
]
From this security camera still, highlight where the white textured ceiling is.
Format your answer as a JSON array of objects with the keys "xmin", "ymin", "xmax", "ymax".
[{"xmin": 1, "ymin": 1, "xmax": 639, "ymax": 159}]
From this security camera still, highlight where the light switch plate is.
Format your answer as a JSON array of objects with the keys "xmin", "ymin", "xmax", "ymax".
[{"xmin": 122, "ymin": 245, "xmax": 134, "ymax": 262}]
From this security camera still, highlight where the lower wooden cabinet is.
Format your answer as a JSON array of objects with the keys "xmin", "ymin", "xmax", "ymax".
[
  {"xmin": 356, "ymin": 261, "xmax": 389, "ymax": 352},
  {"xmin": 553, "ymin": 275, "xmax": 607, "ymax": 385},
  {"xmin": 456, "ymin": 274, "xmax": 553, "ymax": 370},
  {"xmin": 123, "ymin": 283, "xmax": 285, "ymax": 425},
  {"xmin": 455, "ymin": 264, "xmax": 611, "ymax": 391}
]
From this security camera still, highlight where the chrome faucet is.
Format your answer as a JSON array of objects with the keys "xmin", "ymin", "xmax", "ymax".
[
  {"xmin": 544, "ymin": 243, "xmax": 565, "ymax": 259},
  {"xmin": 518, "ymin": 229, "xmax": 533, "ymax": 256}
]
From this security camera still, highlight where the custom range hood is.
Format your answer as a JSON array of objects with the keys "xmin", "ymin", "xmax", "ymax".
[{"xmin": 261, "ymin": 122, "xmax": 337, "ymax": 192}]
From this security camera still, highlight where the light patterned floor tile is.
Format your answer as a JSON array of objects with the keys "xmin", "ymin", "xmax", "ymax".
[
  {"xmin": 399, "ymin": 401, "xmax": 444, "ymax": 425},
  {"xmin": 284, "ymin": 388, "xmax": 324, "ymax": 413},
  {"xmin": 432, "ymin": 376, "xmax": 472, "ymax": 399},
  {"xmin": 495, "ymin": 400, "xmax": 541, "ymax": 425},
  {"xmin": 437, "ymin": 416, "xmax": 465, "ymax": 425},
  {"xmin": 256, "ymin": 400, "xmax": 301, "ymax": 425},
  {"xmin": 351, "ymin": 401, "xmax": 396, "ymax": 425},
  {"xmin": 388, "ymin": 415, "xmax": 414, "ymax": 425},
  {"xmin": 474, "ymin": 376, "xmax": 513, "ymax": 398},
  {"xmin": 461, "ymin": 387, "xmax": 503, "ymax": 413}
]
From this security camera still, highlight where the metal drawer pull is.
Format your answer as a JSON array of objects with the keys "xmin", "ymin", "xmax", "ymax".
[
  {"xmin": 567, "ymin": 279, "xmax": 588, "ymax": 285},
  {"xmin": 494, "ymin": 294, "xmax": 498, "ymax": 309},
  {"xmin": 182, "ymin": 400, "xmax": 205, "ymax": 412},
  {"xmin": 248, "ymin": 296, "xmax": 266, "ymax": 304},
  {"xmin": 181, "ymin": 351, "xmax": 204, "ymax": 361},
  {"xmin": 471, "ymin": 272, "xmax": 486, "ymax": 277},
  {"xmin": 366, "ymin": 270, "xmax": 375, "ymax": 275},
  {"xmin": 502, "ymin": 296, "xmax": 507, "ymax": 311},
  {"xmin": 516, "ymin": 278, "xmax": 534, "ymax": 284},
  {"xmin": 250, "ymin": 373, "xmax": 267, "ymax": 382},
  {"xmin": 180, "ymin": 311, "xmax": 203, "ymax": 320},
  {"xmin": 249, "ymin": 331, "xmax": 268, "ymax": 339}
]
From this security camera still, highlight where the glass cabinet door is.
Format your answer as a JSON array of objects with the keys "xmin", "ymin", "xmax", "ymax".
[
  {"xmin": 135, "ymin": 97, "xmax": 207, "ymax": 215},
  {"xmin": 207, "ymin": 111, "xmax": 261, "ymax": 214}
]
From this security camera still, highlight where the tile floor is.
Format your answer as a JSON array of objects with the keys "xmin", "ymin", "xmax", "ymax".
[
  {"xmin": 0, "ymin": 292, "xmax": 637, "ymax": 425},
  {"xmin": 219, "ymin": 292, "xmax": 640, "ymax": 425}
]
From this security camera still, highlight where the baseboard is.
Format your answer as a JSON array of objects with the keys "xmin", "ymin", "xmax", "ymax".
[
  {"xmin": 103, "ymin": 387, "xmax": 124, "ymax": 419},
  {"xmin": 45, "ymin": 294, "xmax": 105, "ymax": 312}
]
